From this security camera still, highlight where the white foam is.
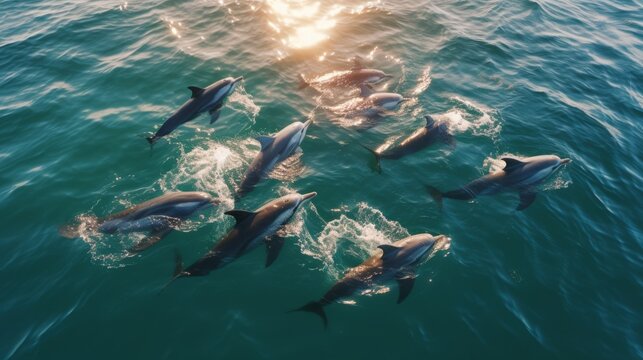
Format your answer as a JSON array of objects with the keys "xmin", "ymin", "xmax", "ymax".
[
  {"xmin": 412, "ymin": 65, "xmax": 432, "ymax": 96},
  {"xmin": 228, "ymin": 86, "xmax": 260, "ymax": 123},
  {"xmin": 435, "ymin": 96, "xmax": 500, "ymax": 139},
  {"xmin": 159, "ymin": 141, "xmax": 246, "ymax": 210},
  {"xmin": 299, "ymin": 202, "xmax": 410, "ymax": 279}
]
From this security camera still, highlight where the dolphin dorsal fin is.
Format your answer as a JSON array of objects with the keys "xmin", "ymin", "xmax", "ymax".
[
  {"xmin": 188, "ymin": 86, "xmax": 205, "ymax": 99},
  {"xmin": 359, "ymin": 83, "xmax": 375, "ymax": 97},
  {"xmin": 351, "ymin": 56, "xmax": 364, "ymax": 70},
  {"xmin": 425, "ymin": 115, "xmax": 436, "ymax": 128},
  {"xmin": 501, "ymin": 157, "xmax": 526, "ymax": 172},
  {"xmin": 378, "ymin": 244, "xmax": 401, "ymax": 261},
  {"xmin": 224, "ymin": 210, "xmax": 256, "ymax": 224},
  {"xmin": 256, "ymin": 136, "xmax": 275, "ymax": 151}
]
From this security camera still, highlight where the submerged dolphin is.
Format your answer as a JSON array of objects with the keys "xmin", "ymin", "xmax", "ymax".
[
  {"xmin": 237, "ymin": 120, "xmax": 312, "ymax": 196},
  {"xmin": 364, "ymin": 115, "xmax": 455, "ymax": 172},
  {"xmin": 291, "ymin": 234, "xmax": 449, "ymax": 328},
  {"xmin": 299, "ymin": 57, "xmax": 392, "ymax": 90},
  {"xmin": 327, "ymin": 83, "xmax": 408, "ymax": 119},
  {"xmin": 299, "ymin": 69, "xmax": 392, "ymax": 90},
  {"xmin": 427, "ymin": 155, "xmax": 571, "ymax": 210},
  {"xmin": 147, "ymin": 76, "xmax": 243, "ymax": 144},
  {"xmin": 170, "ymin": 192, "xmax": 317, "ymax": 282},
  {"xmin": 60, "ymin": 192, "xmax": 217, "ymax": 252}
]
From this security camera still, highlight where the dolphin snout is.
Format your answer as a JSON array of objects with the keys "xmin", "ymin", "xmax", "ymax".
[
  {"xmin": 302, "ymin": 192, "xmax": 317, "ymax": 201},
  {"xmin": 382, "ymin": 74, "xmax": 393, "ymax": 79},
  {"xmin": 303, "ymin": 119, "xmax": 313, "ymax": 129},
  {"xmin": 233, "ymin": 76, "xmax": 244, "ymax": 84},
  {"xmin": 561, "ymin": 158, "xmax": 572, "ymax": 164},
  {"xmin": 400, "ymin": 97, "xmax": 412, "ymax": 103}
]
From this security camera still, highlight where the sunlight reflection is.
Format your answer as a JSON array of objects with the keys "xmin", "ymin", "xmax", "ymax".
[{"xmin": 266, "ymin": 0, "xmax": 338, "ymax": 49}]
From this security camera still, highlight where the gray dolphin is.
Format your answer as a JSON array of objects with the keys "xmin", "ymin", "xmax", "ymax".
[
  {"xmin": 298, "ymin": 56, "xmax": 392, "ymax": 90},
  {"xmin": 364, "ymin": 115, "xmax": 455, "ymax": 172},
  {"xmin": 170, "ymin": 192, "xmax": 317, "ymax": 282},
  {"xmin": 147, "ymin": 76, "xmax": 243, "ymax": 145},
  {"xmin": 427, "ymin": 155, "xmax": 572, "ymax": 210},
  {"xmin": 237, "ymin": 120, "xmax": 312, "ymax": 197},
  {"xmin": 328, "ymin": 83, "xmax": 408, "ymax": 119},
  {"xmin": 299, "ymin": 69, "xmax": 392, "ymax": 90},
  {"xmin": 60, "ymin": 192, "xmax": 218, "ymax": 252},
  {"xmin": 291, "ymin": 234, "xmax": 449, "ymax": 328}
]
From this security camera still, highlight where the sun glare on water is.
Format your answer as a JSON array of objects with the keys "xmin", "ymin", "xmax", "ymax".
[{"xmin": 266, "ymin": 0, "xmax": 340, "ymax": 50}]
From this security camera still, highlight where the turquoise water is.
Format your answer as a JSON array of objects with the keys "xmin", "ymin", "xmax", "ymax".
[{"xmin": 1, "ymin": 0, "xmax": 641, "ymax": 358}]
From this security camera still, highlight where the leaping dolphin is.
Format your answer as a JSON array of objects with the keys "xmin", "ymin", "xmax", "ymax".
[
  {"xmin": 427, "ymin": 155, "xmax": 571, "ymax": 210},
  {"xmin": 291, "ymin": 233, "xmax": 449, "ymax": 328},
  {"xmin": 60, "ymin": 192, "xmax": 218, "ymax": 252},
  {"xmin": 147, "ymin": 76, "xmax": 243, "ymax": 145},
  {"xmin": 169, "ymin": 192, "xmax": 317, "ymax": 283},
  {"xmin": 363, "ymin": 115, "xmax": 455, "ymax": 172},
  {"xmin": 237, "ymin": 120, "xmax": 312, "ymax": 197}
]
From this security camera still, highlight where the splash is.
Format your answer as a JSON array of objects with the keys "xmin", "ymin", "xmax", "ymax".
[
  {"xmin": 299, "ymin": 202, "xmax": 410, "ymax": 279},
  {"xmin": 432, "ymin": 96, "xmax": 501, "ymax": 139},
  {"xmin": 228, "ymin": 86, "xmax": 261, "ymax": 123},
  {"xmin": 411, "ymin": 65, "xmax": 432, "ymax": 96},
  {"xmin": 159, "ymin": 141, "xmax": 245, "ymax": 210}
]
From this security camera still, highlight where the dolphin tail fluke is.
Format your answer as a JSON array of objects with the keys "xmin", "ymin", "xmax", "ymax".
[
  {"xmin": 290, "ymin": 301, "xmax": 328, "ymax": 329},
  {"xmin": 59, "ymin": 223, "xmax": 81, "ymax": 238},
  {"xmin": 360, "ymin": 145, "xmax": 382, "ymax": 174},
  {"xmin": 159, "ymin": 250, "xmax": 186, "ymax": 293},
  {"xmin": 59, "ymin": 216, "xmax": 99, "ymax": 239},
  {"xmin": 146, "ymin": 136, "xmax": 157, "ymax": 148},
  {"xmin": 297, "ymin": 74, "xmax": 309, "ymax": 90},
  {"xmin": 426, "ymin": 185, "xmax": 443, "ymax": 209}
]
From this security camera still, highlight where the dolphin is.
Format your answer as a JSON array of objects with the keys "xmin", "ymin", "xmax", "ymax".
[
  {"xmin": 427, "ymin": 155, "xmax": 572, "ymax": 210},
  {"xmin": 291, "ymin": 233, "xmax": 449, "ymax": 328},
  {"xmin": 147, "ymin": 76, "xmax": 243, "ymax": 145},
  {"xmin": 299, "ymin": 69, "xmax": 392, "ymax": 90},
  {"xmin": 363, "ymin": 115, "xmax": 455, "ymax": 172},
  {"xmin": 60, "ymin": 192, "xmax": 218, "ymax": 252},
  {"xmin": 298, "ymin": 57, "xmax": 392, "ymax": 90},
  {"xmin": 237, "ymin": 120, "xmax": 312, "ymax": 196},
  {"xmin": 169, "ymin": 192, "xmax": 317, "ymax": 282},
  {"xmin": 327, "ymin": 83, "xmax": 408, "ymax": 119}
]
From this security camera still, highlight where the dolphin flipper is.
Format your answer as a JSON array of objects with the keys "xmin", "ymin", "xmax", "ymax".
[
  {"xmin": 359, "ymin": 83, "xmax": 375, "ymax": 97},
  {"xmin": 265, "ymin": 235, "xmax": 286, "ymax": 267},
  {"xmin": 128, "ymin": 227, "xmax": 173, "ymax": 253},
  {"xmin": 209, "ymin": 109, "xmax": 221, "ymax": 124},
  {"xmin": 396, "ymin": 275, "xmax": 416, "ymax": 304},
  {"xmin": 517, "ymin": 190, "xmax": 537, "ymax": 211}
]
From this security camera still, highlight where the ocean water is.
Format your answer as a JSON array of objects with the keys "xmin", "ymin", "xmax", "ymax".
[{"xmin": 0, "ymin": 0, "xmax": 641, "ymax": 358}]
